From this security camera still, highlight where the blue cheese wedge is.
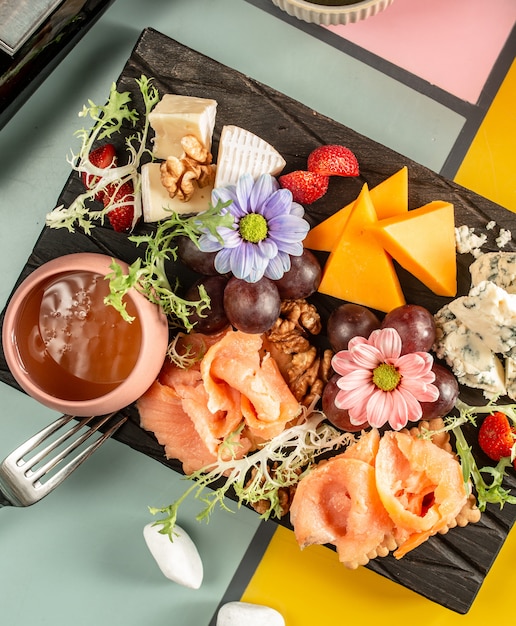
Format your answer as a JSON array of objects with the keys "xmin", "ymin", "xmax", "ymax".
[
  {"xmin": 469, "ymin": 251, "xmax": 516, "ymax": 294},
  {"xmin": 447, "ymin": 280, "xmax": 516, "ymax": 355},
  {"xmin": 505, "ymin": 348, "xmax": 516, "ymax": 401},
  {"xmin": 149, "ymin": 95, "xmax": 217, "ymax": 159},
  {"xmin": 214, "ymin": 125, "xmax": 286, "ymax": 188},
  {"xmin": 141, "ymin": 162, "xmax": 214, "ymax": 222},
  {"xmin": 433, "ymin": 304, "xmax": 506, "ymax": 398}
]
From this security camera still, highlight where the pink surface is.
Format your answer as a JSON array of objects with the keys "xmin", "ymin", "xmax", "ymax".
[{"xmin": 325, "ymin": 0, "xmax": 516, "ymax": 104}]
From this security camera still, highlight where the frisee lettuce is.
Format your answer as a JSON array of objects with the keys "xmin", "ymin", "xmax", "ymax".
[
  {"xmin": 45, "ymin": 75, "xmax": 159, "ymax": 233},
  {"xmin": 149, "ymin": 408, "xmax": 355, "ymax": 540},
  {"xmin": 421, "ymin": 398, "xmax": 516, "ymax": 511},
  {"xmin": 104, "ymin": 200, "xmax": 233, "ymax": 330}
]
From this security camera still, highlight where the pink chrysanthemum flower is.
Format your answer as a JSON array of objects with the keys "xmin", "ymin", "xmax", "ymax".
[{"xmin": 331, "ymin": 327, "xmax": 439, "ymax": 431}]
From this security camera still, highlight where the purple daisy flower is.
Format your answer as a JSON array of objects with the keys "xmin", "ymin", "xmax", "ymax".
[{"xmin": 198, "ymin": 173, "xmax": 310, "ymax": 283}]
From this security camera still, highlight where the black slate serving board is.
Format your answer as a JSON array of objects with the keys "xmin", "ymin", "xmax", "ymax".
[{"xmin": 1, "ymin": 28, "xmax": 516, "ymax": 614}]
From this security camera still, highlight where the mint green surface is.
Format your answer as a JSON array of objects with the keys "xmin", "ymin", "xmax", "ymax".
[{"xmin": 0, "ymin": 0, "xmax": 464, "ymax": 623}]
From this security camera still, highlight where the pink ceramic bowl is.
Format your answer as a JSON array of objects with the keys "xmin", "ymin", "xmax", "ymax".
[{"xmin": 2, "ymin": 252, "xmax": 169, "ymax": 416}]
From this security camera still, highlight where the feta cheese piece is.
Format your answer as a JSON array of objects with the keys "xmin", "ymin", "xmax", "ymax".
[
  {"xmin": 216, "ymin": 602, "xmax": 285, "ymax": 626},
  {"xmin": 433, "ymin": 304, "xmax": 506, "ymax": 398},
  {"xmin": 454, "ymin": 225, "xmax": 487, "ymax": 258},
  {"xmin": 470, "ymin": 252, "xmax": 516, "ymax": 294},
  {"xmin": 447, "ymin": 280, "xmax": 516, "ymax": 355},
  {"xmin": 149, "ymin": 94, "xmax": 217, "ymax": 159},
  {"xmin": 141, "ymin": 162, "xmax": 214, "ymax": 222},
  {"xmin": 214, "ymin": 125, "xmax": 286, "ymax": 188},
  {"xmin": 143, "ymin": 523, "xmax": 203, "ymax": 589}
]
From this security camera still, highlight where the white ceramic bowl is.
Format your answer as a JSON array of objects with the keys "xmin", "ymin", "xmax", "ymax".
[
  {"xmin": 271, "ymin": 0, "xmax": 394, "ymax": 25},
  {"xmin": 2, "ymin": 252, "xmax": 169, "ymax": 416}
]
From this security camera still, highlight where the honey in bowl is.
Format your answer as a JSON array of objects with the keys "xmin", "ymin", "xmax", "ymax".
[
  {"xmin": 15, "ymin": 270, "xmax": 142, "ymax": 401},
  {"xmin": 2, "ymin": 253, "xmax": 169, "ymax": 416}
]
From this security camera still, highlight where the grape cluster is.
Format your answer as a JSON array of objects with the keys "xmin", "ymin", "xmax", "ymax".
[
  {"xmin": 177, "ymin": 237, "xmax": 322, "ymax": 334},
  {"xmin": 325, "ymin": 303, "xmax": 459, "ymax": 430}
]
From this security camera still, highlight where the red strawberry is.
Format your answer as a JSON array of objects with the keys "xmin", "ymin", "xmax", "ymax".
[
  {"xmin": 279, "ymin": 170, "xmax": 329, "ymax": 204},
  {"xmin": 104, "ymin": 180, "xmax": 135, "ymax": 232},
  {"xmin": 81, "ymin": 143, "xmax": 118, "ymax": 199},
  {"xmin": 478, "ymin": 411, "xmax": 516, "ymax": 465},
  {"xmin": 307, "ymin": 144, "xmax": 359, "ymax": 177}
]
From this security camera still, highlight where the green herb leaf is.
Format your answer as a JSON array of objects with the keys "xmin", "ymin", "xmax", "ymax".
[
  {"xmin": 45, "ymin": 75, "xmax": 159, "ymax": 233},
  {"xmin": 150, "ymin": 408, "xmax": 355, "ymax": 541},
  {"xmin": 104, "ymin": 200, "xmax": 234, "ymax": 330}
]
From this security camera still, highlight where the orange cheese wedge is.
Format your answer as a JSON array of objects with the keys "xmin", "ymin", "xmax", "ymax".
[
  {"xmin": 317, "ymin": 184, "xmax": 406, "ymax": 312},
  {"xmin": 304, "ymin": 166, "xmax": 408, "ymax": 251},
  {"xmin": 373, "ymin": 200, "xmax": 457, "ymax": 297}
]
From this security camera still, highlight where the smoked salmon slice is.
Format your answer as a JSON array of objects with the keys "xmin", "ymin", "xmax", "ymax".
[
  {"xmin": 137, "ymin": 379, "xmax": 218, "ymax": 475},
  {"xmin": 375, "ymin": 430, "xmax": 468, "ymax": 558},
  {"xmin": 290, "ymin": 425, "xmax": 471, "ymax": 566},
  {"xmin": 201, "ymin": 330, "xmax": 301, "ymax": 440},
  {"xmin": 138, "ymin": 330, "xmax": 302, "ymax": 474},
  {"xmin": 290, "ymin": 455, "xmax": 395, "ymax": 568}
]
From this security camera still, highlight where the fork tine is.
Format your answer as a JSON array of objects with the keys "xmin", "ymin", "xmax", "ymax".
[
  {"xmin": 6, "ymin": 414, "xmax": 78, "ymax": 462},
  {"xmin": 37, "ymin": 416, "xmax": 127, "ymax": 495},
  {"xmin": 24, "ymin": 413, "xmax": 117, "ymax": 481}
]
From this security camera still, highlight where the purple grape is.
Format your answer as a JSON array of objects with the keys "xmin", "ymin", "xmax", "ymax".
[
  {"xmin": 322, "ymin": 375, "xmax": 363, "ymax": 432},
  {"xmin": 274, "ymin": 249, "xmax": 322, "ymax": 300},
  {"xmin": 420, "ymin": 363, "xmax": 459, "ymax": 420},
  {"xmin": 327, "ymin": 303, "xmax": 381, "ymax": 352},
  {"xmin": 185, "ymin": 275, "xmax": 229, "ymax": 334},
  {"xmin": 381, "ymin": 304, "xmax": 436, "ymax": 354},
  {"xmin": 177, "ymin": 236, "xmax": 218, "ymax": 275},
  {"xmin": 224, "ymin": 276, "xmax": 281, "ymax": 334}
]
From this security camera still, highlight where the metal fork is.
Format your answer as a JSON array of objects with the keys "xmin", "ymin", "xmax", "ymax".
[{"xmin": 0, "ymin": 413, "xmax": 127, "ymax": 508}]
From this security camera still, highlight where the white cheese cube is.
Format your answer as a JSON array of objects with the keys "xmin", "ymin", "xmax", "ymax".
[
  {"xmin": 214, "ymin": 125, "xmax": 286, "ymax": 189},
  {"xmin": 141, "ymin": 162, "xmax": 214, "ymax": 222},
  {"xmin": 447, "ymin": 280, "xmax": 516, "ymax": 355},
  {"xmin": 433, "ymin": 304, "xmax": 506, "ymax": 398},
  {"xmin": 149, "ymin": 94, "xmax": 217, "ymax": 159},
  {"xmin": 469, "ymin": 251, "xmax": 516, "ymax": 294}
]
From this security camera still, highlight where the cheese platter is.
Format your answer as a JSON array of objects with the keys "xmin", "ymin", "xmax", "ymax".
[{"xmin": 1, "ymin": 28, "xmax": 516, "ymax": 614}]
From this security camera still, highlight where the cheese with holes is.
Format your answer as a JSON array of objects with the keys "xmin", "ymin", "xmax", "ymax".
[
  {"xmin": 373, "ymin": 200, "xmax": 456, "ymax": 296},
  {"xmin": 317, "ymin": 184, "xmax": 405, "ymax": 313},
  {"xmin": 214, "ymin": 125, "xmax": 286, "ymax": 188},
  {"xmin": 141, "ymin": 162, "xmax": 215, "ymax": 222},
  {"xmin": 303, "ymin": 166, "xmax": 408, "ymax": 252},
  {"xmin": 149, "ymin": 95, "xmax": 217, "ymax": 158}
]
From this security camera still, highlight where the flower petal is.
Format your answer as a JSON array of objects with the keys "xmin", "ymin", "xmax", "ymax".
[
  {"xmin": 264, "ymin": 253, "xmax": 287, "ymax": 280},
  {"xmin": 336, "ymin": 369, "xmax": 373, "ymax": 391},
  {"xmin": 391, "ymin": 387, "xmax": 423, "ymax": 428},
  {"xmin": 396, "ymin": 351, "xmax": 434, "ymax": 378},
  {"xmin": 331, "ymin": 352, "xmax": 359, "ymax": 376},
  {"xmin": 249, "ymin": 174, "xmax": 276, "ymax": 212},
  {"xmin": 214, "ymin": 247, "xmax": 233, "ymax": 275},
  {"xmin": 349, "ymin": 343, "xmax": 383, "ymax": 369},
  {"xmin": 261, "ymin": 188, "xmax": 292, "ymax": 218},
  {"xmin": 235, "ymin": 174, "xmax": 255, "ymax": 213},
  {"xmin": 369, "ymin": 327, "xmax": 402, "ymax": 359},
  {"xmin": 366, "ymin": 389, "xmax": 393, "ymax": 428},
  {"xmin": 268, "ymin": 214, "xmax": 310, "ymax": 243}
]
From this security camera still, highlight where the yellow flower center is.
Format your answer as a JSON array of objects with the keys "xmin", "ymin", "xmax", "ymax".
[
  {"xmin": 239, "ymin": 213, "xmax": 268, "ymax": 243},
  {"xmin": 372, "ymin": 363, "xmax": 401, "ymax": 391}
]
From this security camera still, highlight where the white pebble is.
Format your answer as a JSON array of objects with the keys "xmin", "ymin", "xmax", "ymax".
[
  {"xmin": 216, "ymin": 602, "xmax": 285, "ymax": 626},
  {"xmin": 143, "ymin": 523, "xmax": 203, "ymax": 589}
]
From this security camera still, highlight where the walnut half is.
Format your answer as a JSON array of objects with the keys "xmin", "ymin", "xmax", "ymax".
[
  {"xmin": 264, "ymin": 299, "xmax": 333, "ymax": 407},
  {"xmin": 160, "ymin": 134, "xmax": 215, "ymax": 201}
]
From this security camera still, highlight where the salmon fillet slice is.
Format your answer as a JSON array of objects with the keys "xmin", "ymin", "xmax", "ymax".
[
  {"xmin": 290, "ymin": 455, "xmax": 395, "ymax": 568},
  {"xmin": 137, "ymin": 379, "xmax": 217, "ymax": 475}
]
